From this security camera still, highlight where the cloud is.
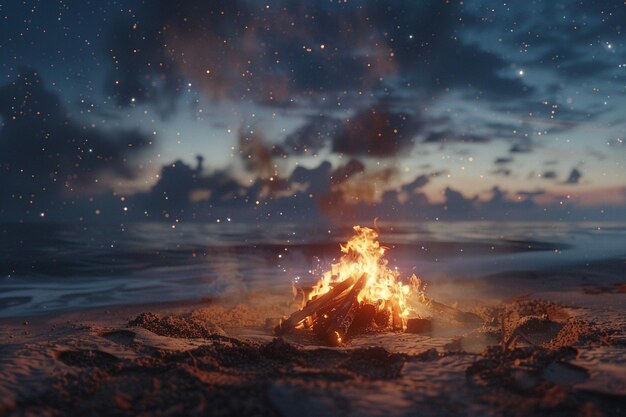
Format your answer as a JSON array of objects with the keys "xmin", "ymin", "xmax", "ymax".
[
  {"xmin": 0, "ymin": 69, "xmax": 151, "ymax": 218},
  {"xmin": 102, "ymin": 0, "xmax": 534, "ymax": 111},
  {"xmin": 237, "ymin": 128, "xmax": 281, "ymax": 178},
  {"xmin": 401, "ymin": 175, "xmax": 430, "ymax": 193},
  {"xmin": 492, "ymin": 168, "xmax": 512, "ymax": 177},
  {"xmin": 278, "ymin": 104, "xmax": 422, "ymax": 158},
  {"xmin": 331, "ymin": 159, "xmax": 365, "ymax": 185},
  {"xmin": 565, "ymin": 168, "xmax": 582, "ymax": 184},
  {"xmin": 423, "ymin": 130, "xmax": 489, "ymax": 144},
  {"xmin": 427, "ymin": 42, "xmax": 533, "ymax": 100},
  {"xmin": 289, "ymin": 161, "xmax": 332, "ymax": 195},
  {"xmin": 132, "ymin": 157, "xmax": 248, "ymax": 219},
  {"xmin": 103, "ymin": 4, "xmax": 184, "ymax": 113},
  {"xmin": 542, "ymin": 171, "xmax": 557, "ymax": 180},
  {"xmin": 13, "ymin": 153, "xmax": 617, "ymax": 223},
  {"xmin": 282, "ymin": 116, "xmax": 338, "ymax": 155},
  {"xmin": 331, "ymin": 105, "xmax": 420, "ymax": 157},
  {"xmin": 510, "ymin": 142, "xmax": 533, "ymax": 153},
  {"xmin": 495, "ymin": 157, "xmax": 513, "ymax": 164}
]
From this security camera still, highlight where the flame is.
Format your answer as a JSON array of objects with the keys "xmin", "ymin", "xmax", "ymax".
[{"xmin": 308, "ymin": 225, "xmax": 426, "ymax": 326}]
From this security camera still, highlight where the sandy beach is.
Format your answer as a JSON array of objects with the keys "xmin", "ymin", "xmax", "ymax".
[{"xmin": 2, "ymin": 258, "xmax": 624, "ymax": 417}]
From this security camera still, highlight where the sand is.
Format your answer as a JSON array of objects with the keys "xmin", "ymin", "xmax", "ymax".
[{"xmin": 1, "ymin": 264, "xmax": 625, "ymax": 417}]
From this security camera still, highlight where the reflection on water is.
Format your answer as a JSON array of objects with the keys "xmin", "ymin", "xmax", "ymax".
[{"xmin": 1, "ymin": 221, "xmax": 625, "ymax": 317}]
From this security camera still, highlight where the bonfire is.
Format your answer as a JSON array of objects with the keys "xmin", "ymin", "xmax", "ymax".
[{"xmin": 276, "ymin": 225, "xmax": 432, "ymax": 345}]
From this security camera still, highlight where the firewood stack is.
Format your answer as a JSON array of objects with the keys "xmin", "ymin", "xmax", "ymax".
[{"xmin": 275, "ymin": 273, "xmax": 405, "ymax": 346}]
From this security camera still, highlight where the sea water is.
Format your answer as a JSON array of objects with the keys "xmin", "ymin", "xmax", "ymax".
[{"xmin": 1, "ymin": 221, "xmax": 625, "ymax": 317}]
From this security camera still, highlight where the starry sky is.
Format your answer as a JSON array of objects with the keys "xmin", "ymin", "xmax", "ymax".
[{"xmin": 1, "ymin": 0, "xmax": 625, "ymax": 224}]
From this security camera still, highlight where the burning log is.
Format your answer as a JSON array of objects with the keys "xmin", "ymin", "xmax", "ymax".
[
  {"xmin": 390, "ymin": 299, "xmax": 404, "ymax": 331},
  {"xmin": 275, "ymin": 274, "xmax": 368, "ymax": 345},
  {"xmin": 320, "ymin": 273, "xmax": 368, "ymax": 346},
  {"xmin": 275, "ymin": 275, "xmax": 356, "ymax": 335},
  {"xmin": 348, "ymin": 303, "xmax": 377, "ymax": 335}
]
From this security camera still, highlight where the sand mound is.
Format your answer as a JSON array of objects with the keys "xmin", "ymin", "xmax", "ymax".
[{"xmin": 128, "ymin": 312, "xmax": 228, "ymax": 339}]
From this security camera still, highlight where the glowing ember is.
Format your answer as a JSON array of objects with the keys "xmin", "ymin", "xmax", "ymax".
[{"xmin": 308, "ymin": 225, "xmax": 426, "ymax": 324}]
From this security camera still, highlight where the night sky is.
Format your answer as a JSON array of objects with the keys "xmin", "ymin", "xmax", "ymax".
[{"xmin": 1, "ymin": 0, "xmax": 625, "ymax": 224}]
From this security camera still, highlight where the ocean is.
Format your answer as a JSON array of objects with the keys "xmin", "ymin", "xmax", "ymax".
[{"xmin": 1, "ymin": 221, "xmax": 625, "ymax": 317}]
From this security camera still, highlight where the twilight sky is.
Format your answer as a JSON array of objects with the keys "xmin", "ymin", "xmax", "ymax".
[{"xmin": 1, "ymin": 0, "xmax": 625, "ymax": 223}]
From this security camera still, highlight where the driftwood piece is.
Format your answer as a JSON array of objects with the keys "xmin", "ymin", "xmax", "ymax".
[
  {"xmin": 348, "ymin": 303, "xmax": 377, "ymax": 335},
  {"xmin": 405, "ymin": 318, "xmax": 432, "ymax": 334},
  {"xmin": 373, "ymin": 308, "xmax": 390, "ymax": 328},
  {"xmin": 424, "ymin": 296, "xmax": 482, "ymax": 323},
  {"xmin": 275, "ymin": 275, "xmax": 356, "ymax": 335},
  {"xmin": 322, "ymin": 273, "xmax": 368, "ymax": 346},
  {"xmin": 391, "ymin": 299, "xmax": 404, "ymax": 331}
]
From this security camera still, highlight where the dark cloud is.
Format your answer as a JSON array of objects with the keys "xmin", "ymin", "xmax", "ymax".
[
  {"xmin": 332, "ymin": 105, "xmax": 420, "ymax": 157},
  {"xmin": 401, "ymin": 175, "xmax": 429, "ymax": 193},
  {"xmin": 483, "ymin": 122, "xmax": 524, "ymax": 140},
  {"xmin": 442, "ymin": 187, "xmax": 476, "ymax": 215},
  {"xmin": 542, "ymin": 171, "xmax": 557, "ymax": 180},
  {"xmin": 282, "ymin": 116, "xmax": 337, "ymax": 155},
  {"xmin": 331, "ymin": 159, "xmax": 365, "ymax": 185},
  {"xmin": 103, "ymin": 0, "xmax": 373, "ymax": 107},
  {"xmin": 423, "ymin": 130, "xmax": 489, "ymax": 144},
  {"xmin": 586, "ymin": 148, "xmax": 607, "ymax": 161},
  {"xmin": 526, "ymin": 44, "xmax": 612, "ymax": 82},
  {"xmin": 289, "ymin": 161, "xmax": 332, "ymax": 195},
  {"xmin": 492, "ymin": 168, "xmax": 512, "ymax": 177},
  {"xmin": 510, "ymin": 142, "xmax": 533, "ymax": 153},
  {"xmin": 278, "ymin": 104, "xmax": 421, "ymax": 158},
  {"xmin": 103, "ymin": 0, "xmax": 534, "ymax": 110},
  {"xmin": 103, "ymin": 4, "xmax": 184, "ymax": 112},
  {"xmin": 565, "ymin": 168, "xmax": 582, "ymax": 185},
  {"xmin": 487, "ymin": 186, "xmax": 507, "ymax": 205},
  {"xmin": 513, "ymin": 0, "xmax": 626, "ymax": 84},
  {"xmin": 491, "ymin": 98, "xmax": 601, "ymax": 136},
  {"xmin": 532, "ymin": 46, "xmax": 583, "ymax": 67},
  {"xmin": 430, "ymin": 43, "xmax": 533, "ymax": 100},
  {"xmin": 0, "ymin": 69, "xmax": 150, "ymax": 219},
  {"xmin": 132, "ymin": 157, "xmax": 246, "ymax": 219},
  {"xmin": 495, "ymin": 157, "xmax": 513, "ymax": 164},
  {"xmin": 237, "ymin": 128, "xmax": 279, "ymax": 178},
  {"xmin": 18, "ymin": 154, "xmax": 611, "ymax": 223},
  {"xmin": 557, "ymin": 58, "xmax": 610, "ymax": 79},
  {"xmin": 381, "ymin": 2, "xmax": 533, "ymax": 100},
  {"xmin": 136, "ymin": 158, "xmax": 204, "ymax": 216}
]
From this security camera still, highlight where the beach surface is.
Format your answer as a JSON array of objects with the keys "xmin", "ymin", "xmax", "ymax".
[{"xmin": 1, "ymin": 258, "xmax": 624, "ymax": 417}]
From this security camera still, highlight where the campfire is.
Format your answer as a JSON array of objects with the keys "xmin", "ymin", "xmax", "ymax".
[{"xmin": 276, "ymin": 225, "xmax": 431, "ymax": 346}]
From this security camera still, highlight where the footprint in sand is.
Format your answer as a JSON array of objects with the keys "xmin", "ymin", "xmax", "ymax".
[
  {"xmin": 56, "ymin": 349, "xmax": 120, "ymax": 369},
  {"xmin": 100, "ymin": 329, "xmax": 137, "ymax": 346}
]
